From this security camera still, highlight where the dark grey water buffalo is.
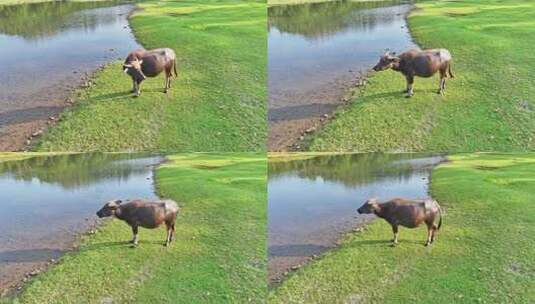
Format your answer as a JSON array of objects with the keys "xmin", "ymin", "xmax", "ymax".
[
  {"xmin": 96, "ymin": 199, "xmax": 180, "ymax": 246},
  {"xmin": 357, "ymin": 198, "xmax": 442, "ymax": 246},
  {"xmin": 123, "ymin": 48, "xmax": 177, "ymax": 96},
  {"xmin": 373, "ymin": 48, "xmax": 454, "ymax": 97}
]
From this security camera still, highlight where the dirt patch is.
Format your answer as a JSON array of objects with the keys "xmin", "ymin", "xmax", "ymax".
[{"xmin": 268, "ymin": 74, "xmax": 366, "ymax": 151}]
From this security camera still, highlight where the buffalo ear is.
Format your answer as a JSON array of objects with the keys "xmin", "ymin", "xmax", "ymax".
[
  {"xmin": 123, "ymin": 64, "xmax": 132, "ymax": 68},
  {"xmin": 115, "ymin": 199, "xmax": 123, "ymax": 204}
]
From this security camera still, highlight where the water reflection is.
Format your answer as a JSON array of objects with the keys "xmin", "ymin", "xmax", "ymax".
[
  {"xmin": 0, "ymin": 153, "xmax": 159, "ymax": 189},
  {"xmin": 269, "ymin": 0, "xmax": 412, "ymax": 40},
  {"xmin": 268, "ymin": 153, "xmax": 442, "ymax": 281},
  {"xmin": 0, "ymin": 1, "xmax": 132, "ymax": 40}
]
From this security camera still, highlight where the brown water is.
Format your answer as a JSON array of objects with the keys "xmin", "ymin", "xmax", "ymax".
[
  {"xmin": 0, "ymin": 1, "xmax": 140, "ymax": 151},
  {"xmin": 268, "ymin": 153, "xmax": 443, "ymax": 283},
  {"xmin": 268, "ymin": 1, "xmax": 417, "ymax": 151},
  {"xmin": 0, "ymin": 153, "xmax": 161, "ymax": 293}
]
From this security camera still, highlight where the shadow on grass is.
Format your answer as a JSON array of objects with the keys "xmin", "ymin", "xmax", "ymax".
[
  {"xmin": 80, "ymin": 240, "xmax": 166, "ymax": 251},
  {"xmin": 90, "ymin": 91, "xmax": 132, "ymax": 102}
]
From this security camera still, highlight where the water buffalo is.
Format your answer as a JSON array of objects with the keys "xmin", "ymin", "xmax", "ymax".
[
  {"xmin": 372, "ymin": 48, "xmax": 454, "ymax": 97},
  {"xmin": 96, "ymin": 199, "xmax": 180, "ymax": 247},
  {"xmin": 357, "ymin": 198, "xmax": 442, "ymax": 246},
  {"xmin": 123, "ymin": 48, "xmax": 177, "ymax": 97}
]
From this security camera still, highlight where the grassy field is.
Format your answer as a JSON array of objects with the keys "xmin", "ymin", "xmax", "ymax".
[
  {"xmin": 310, "ymin": 0, "xmax": 535, "ymax": 152},
  {"xmin": 269, "ymin": 153, "xmax": 535, "ymax": 303},
  {"xmin": 33, "ymin": 0, "xmax": 266, "ymax": 152},
  {"xmin": 7, "ymin": 153, "xmax": 267, "ymax": 303}
]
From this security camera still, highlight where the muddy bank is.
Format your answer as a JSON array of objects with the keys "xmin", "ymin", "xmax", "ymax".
[
  {"xmin": 0, "ymin": 1, "xmax": 140, "ymax": 151},
  {"xmin": 268, "ymin": 1, "xmax": 416, "ymax": 151},
  {"xmin": 268, "ymin": 153, "xmax": 443, "ymax": 284},
  {"xmin": 0, "ymin": 154, "xmax": 161, "ymax": 295}
]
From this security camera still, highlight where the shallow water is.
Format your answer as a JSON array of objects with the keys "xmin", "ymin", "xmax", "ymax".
[
  {"xmin": 0, "ymin": 1, "xmax": 140, "ymax": 150},
  {"xmin": 0, "ymin": 153, "xmax": 161, "ymax": 291},
  {"xmin": 268, "ymin": 153, "xmax": 442, "ymax": 282},
  {"xmin": 268, "ymin": 1, "xmax": 417, "ymax": 150}
]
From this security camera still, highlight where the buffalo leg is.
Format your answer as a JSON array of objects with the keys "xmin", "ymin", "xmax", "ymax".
[
  {"xmin": 131, "ymin": 225, "xmax": 139, "ymax": 245},
  {"xmin": 164, "ymin": 76, "xmax": 169, "ymax": 93},
  {"xmin": 391, "ymin": 225, "xmax": 399, "ymax": 245},
  {"xmin": 135, "ymin": 82, "xmax": 141, "ymax": 97},
  {"xmin": 438, "ymin": 69, "xmax": 447, "ymax": 94},
  {"xmin": 431, "ymin": 224, "xmax": 438, "ymax": 243},
  {"xmin": 405, "ymin": 75, "xmax": 414, "ymax": 97},
  {"xmin": 131, "ymin": 79, "xmax": 136, "ymax": 93},
  {"xmin": 425, "ymin": 226, "xmax": 432, "ymax": 246},
  {"xmin": 170, "ymin": 223, "xmax": 175, "ymax": 242},
  {"xmin": 165, "ymin": 222, "xmax": 174, "ymax": 246}
]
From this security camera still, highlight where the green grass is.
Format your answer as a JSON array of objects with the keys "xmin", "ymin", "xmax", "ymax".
[
  {"xmin": 267, "ymin": 0, "xmax": 381, "ymax": 7},
  {"xmin": 269, "ymin": 153, "xmax": 535, "ymax": 303},
  {"xmin": 310, "ymin": 0, "xmax": 535, "ymax": 152},
  {"xmin": 34, "ymin": 0, "xmax": 266, "ymax": 152},
  {"xmin": 8, "ymin": 153, "xmax": 267, "ymax": 303}
]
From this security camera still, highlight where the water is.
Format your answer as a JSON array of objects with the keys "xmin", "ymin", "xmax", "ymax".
[
  {"xmin": 0, "ymin": 153, "xmax": 161, "ymax": 291},
  {"xmin": 268, "ymin": 153, "xmax": 442, "ymax": 282},
  {"xmin": 268, "ymin": 1, "xmax": 417, "ymax": 149},
  {"xmin": 0, "ymin": 1, "xmax": 140, "ymax": 150}
]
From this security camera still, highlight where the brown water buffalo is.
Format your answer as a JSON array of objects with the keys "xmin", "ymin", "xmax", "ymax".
[
  {"xmin": 123, "ymin": 48, "xmax": 177, "ymax": 96},
  {"xmin": 357, "ymin": 198, "xmax": 442, "ymax": 246},
  {"xmin": 96, "ymin": 199, "xmax": 180, "ymax": 247},
  {"xmin": 372, "ymin": 48, "xmax": 454, "ymax": 97}
]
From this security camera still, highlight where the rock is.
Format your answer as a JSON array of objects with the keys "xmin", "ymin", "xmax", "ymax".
[
  {"xmin": 305, "ymin": 127, "xmax": 316, "ymax": 133},
  {"xmin": 25, "ymin": 140, "xmax": 31, "ymax": 146},
  {"xmin": 299, "ymin": 136, "xmax": 304, "ymax": 141},
  {"xmin": 31, "ymin": 130, "xmax": 43, "ymax": 137},
  {"xmin": 291, "ymin": 265, "xmax": 299, "ymax": 270}
]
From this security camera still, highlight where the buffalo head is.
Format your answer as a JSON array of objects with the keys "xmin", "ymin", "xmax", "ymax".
[
  {"xmin": 357, "ymin": 198, "xmax": 379, "ymax": 214},
  {"xmin": 96, "ymin": 200, "xmax": 122, "ymax": 218},
  {"xmin": 123, "ymin": 58, "xmax": 146, "ymax": 83},
  {"xmin": 372, "ymin": 52, "xmax": 399, "ymax": 71}
]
